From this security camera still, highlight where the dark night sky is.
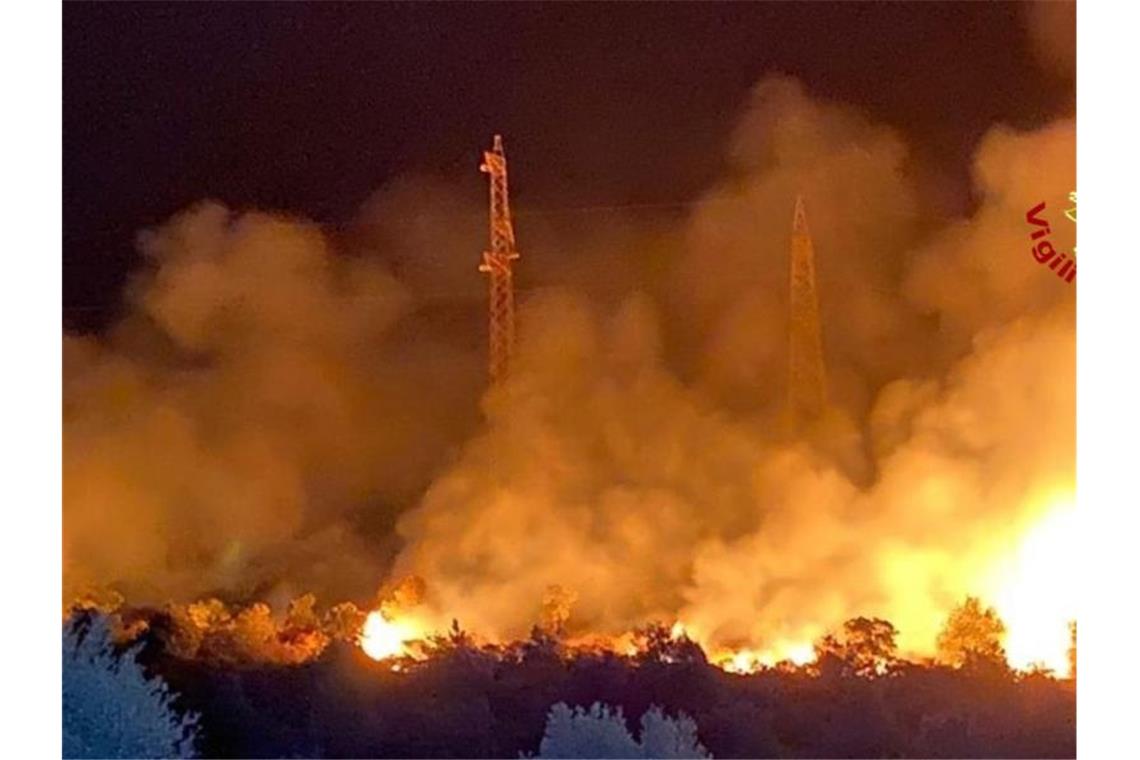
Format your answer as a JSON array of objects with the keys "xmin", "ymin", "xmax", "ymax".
[{"xmin": 63, "ymin": 2, "xmax": 1072, "ymax": 332}]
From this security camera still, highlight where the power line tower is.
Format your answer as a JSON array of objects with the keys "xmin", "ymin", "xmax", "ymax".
[
  {"xmin": 479, "ymin": 134, "xmax": 520, "ymax": 385},
  {"xmin": 787, "ymin": 195, "xmax": 827, "ymax": 423}
]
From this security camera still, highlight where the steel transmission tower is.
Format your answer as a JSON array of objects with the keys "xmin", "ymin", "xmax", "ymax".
[
  {"xmin": 787, "ymin": 195, "xmax": 827, "ymax": 422},
  {"xmin": 479, "ymin": 134, "xmax": 520, "ymax": 385}
]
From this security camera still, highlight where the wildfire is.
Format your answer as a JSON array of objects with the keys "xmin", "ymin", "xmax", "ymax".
[
  {"xmin": 359, "ymin": 610, "xmax": 424, "ymax": 662},
  {"xmin": 671, "ymin": 621, "xmax": 816, "ymax": 674},
  {"xmin": 716, "ymin": 644, "xmax": 816, "ymax": 674},
  {"xmin": 88, "ymin": 500, "xmax": 1076, "ymax": 678},
  {"xmin": 984, "ymin": 492, "xmax": 1077, "ymax": 675},
  {"xmin": 782, "ymin": 642, "xmax": 818, "ymax": 667}
]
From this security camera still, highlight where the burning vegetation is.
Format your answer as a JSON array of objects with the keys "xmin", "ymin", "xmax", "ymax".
[
  {"xmin": 69, "ymin": 568, "xmax": 1075, "ymax": 684},
  {"xmin": 64, "ymin": 592, "xmax": 1075, "ymax": 757}
]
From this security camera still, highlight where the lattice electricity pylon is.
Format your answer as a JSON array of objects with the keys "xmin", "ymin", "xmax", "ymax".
[
  {"xmin": 787, "ymin": 195, "xmax": 828, "ymax": 422},
  {"xmin": 479, "ymin": 134, "xmax": 520, "ymax": 385}
]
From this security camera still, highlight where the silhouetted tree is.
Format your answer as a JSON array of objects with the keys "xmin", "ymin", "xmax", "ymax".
[
  {"xmin": 424, "ymin": 618, "xmax": 476, "ymax": 656},
  {"xmin": 541, "ymin": 585, "xmax": 578, "ymax": 637},
  {"xmin": 632, "ymin": 623, "xmax": 708, "ymax": 666},
  {"xmin": 936, "ymin": 597, "xmax": 1007, "ymax": 668},
  {"xmin": 72, "ymin": 607, "xmax": 1076, "ymax": 759},
  {"xmin": 815, "ymin": 616, "xmax": 899, "ymax": 677}
]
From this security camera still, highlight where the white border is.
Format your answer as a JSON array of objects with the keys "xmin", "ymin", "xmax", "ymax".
[
  {"xmin": 1078, "ymin": 0, "xmax": 1140, "ymax": 756},
  {"xmin": 12, "ymin": 1, "xmax": 1124, "ymax": 756},
  {"xmin": 0, "ymin": 1, "xmax": 63, "ymax": 756}
]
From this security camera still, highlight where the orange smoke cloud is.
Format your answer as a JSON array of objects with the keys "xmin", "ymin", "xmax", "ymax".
[
  {"xmin": 389, "ymin": 77, "xmax": 1075, "ymax": 665},
  {"xmin": 64, "ymin": 75, "xmax": 1074, "ymax": 671},
  {"xmin": 64, "ymin": 202, "xmax": 483, "ymax": 604}
]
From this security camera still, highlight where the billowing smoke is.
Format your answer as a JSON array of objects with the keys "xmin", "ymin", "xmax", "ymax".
[
  {"xmin": 389, "ymin": 78, "xmax": 1076, "ymax": 657},
  {"xmin": 64, "ymin": 74, "xmax": 1074, "ymax": 661},
  {"xmin": 64, "ymin": 203, "xmax": 485, "ymax": 604}
]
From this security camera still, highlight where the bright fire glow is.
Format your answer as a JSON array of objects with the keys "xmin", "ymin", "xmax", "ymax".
[
  {"xmin": 355, "ymin": 497, "xmax": 1078, "ymax": 677},
  {"xmin": 986, "ymin": 493, "xmax": 1077, "ymax": 675},
  {"xmin": 785, "ymin": 642, "xmax": 817, "ymax": 666},
  {"xmin": 359, "ymin": 610, "xmax": 423, "ymax": 661},
  {"xmin": 673, "ymin": 621, "xmax": 816, "ymax": 674},
  {"xmin": 714, "ymin": 641, "xmax": 816, "ymax": 674},
  {"xmin": 723, "ymin": 651, "xmax": 761, "ymax": 674}
]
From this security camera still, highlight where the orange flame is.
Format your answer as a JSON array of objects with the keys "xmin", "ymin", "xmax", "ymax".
[
  {"xmin": 359, "ymin": 610, "xmax": 424, "ymax": 662},
  {"xmin": 985, "ymin": 492, "xmax": 1077, "ymax": 675}
]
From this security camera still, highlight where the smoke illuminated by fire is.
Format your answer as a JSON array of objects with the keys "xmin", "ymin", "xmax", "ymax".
[{"xmin": 63, "ymin": 73, "xmax": 1076, "ymax": 679}]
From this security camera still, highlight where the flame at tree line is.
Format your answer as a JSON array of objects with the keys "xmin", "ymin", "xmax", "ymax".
[
  {"xmin": 75, "ymin": 498, "xmax": 1077, "ymax": 678},
  {"xmin": 67, "ymin": 489, "xmax": 1078, "ymax": 677},
  {"xmin": 73, "ymin": 493, "xmax": 1079, "ymax": 678},
  {"xmin": 983, "ymin": 493, "xmax": 1077, "ymax": 674},
  {"xmin": 63, "ymin": 78, "xmax": 1076, "ymax": 683},
  {"xmin": 353, "ymin": 492, "xmax": 1077, "ymax": 677},
  {"xmin": 360, "ymin": 610, "xmax": 422, "ymax": 662}
]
